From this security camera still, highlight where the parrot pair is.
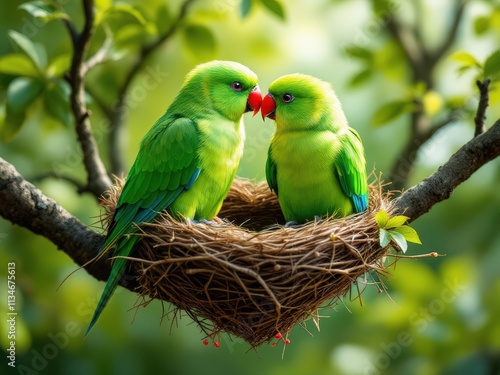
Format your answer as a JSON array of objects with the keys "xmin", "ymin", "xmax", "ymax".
[{"xmin": 86, "ymin": 61, "xmax": 368, "ymax": 334}]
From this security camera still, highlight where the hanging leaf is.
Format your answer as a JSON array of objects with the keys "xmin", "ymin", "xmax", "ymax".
[
  {"xmin": 241, "ymin": 0, "xmax": 253, "ymax": 18},
  {"xmin": 6, "ymin": 77, "xmax": 44, "ymax": 114},
  {"xmin": 8, "ymin": 30, "xmax": 47, "ymax": 72},
  {"xmin": 388, "ymin": 230, "xmax": 408, "ymax": 253},
  {"xmin": 484, "ymin": 49, "xmax": 500, "ymax": 79},
  {"xmin": 473, "ymin": 16, "xmax": 490, "ymax": 36},
  {"xmin": 379, "ymin": 228, "xmax": 390, "ymax": 247},
  {"xmin": 0, "ymin": 54, "xmax": 39, "ymax": 78},
  {"xmin": 260, "ymin": 0, "xmax": 285, "ymax": 20},
  {"xmin": 46, "ymin": 54, "xmax": 71, "ymax": 77},
  {"xmin": 182, "ymin": 25, "xmax": 217, "ymax": 62},
  {"xmin": 1, "ymin": 107, "xmax": 26, "ymax": 143},
  {"xmin": 44, "ymin": 79, "xmax": 72, "ymax": 127},
  {"xmin": 449, "ymin": 51, "xmax": 481, "ymax": 69},
  {"xmin": 19, "ymin": 1, "xmax": 69, "ymax": 23},
  {"xmin": 348, "ymin": 69, "xmax": 373, "ymax": 88},
  {"xmin": 372, "ymin": 100, "xmax": 414, "ymax": 127}
]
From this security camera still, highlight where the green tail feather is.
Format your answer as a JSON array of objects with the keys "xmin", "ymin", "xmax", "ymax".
[{"xmin": 85, "ymin": 237, "xmax": 137, "ymax": 335}]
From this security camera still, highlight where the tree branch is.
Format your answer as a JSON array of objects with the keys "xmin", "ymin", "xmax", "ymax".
[
  {"xmin": 428, "ymin": 0, "xmax": 469, "ymax": 66},
  {"xmin": 64, "ymin": 0, "xmax": 112, "ymax": 197},
  {"xmin": 474, "ymin": 79, "xmax": 490, "ymax": 137},
  {"xmin": 388, "ymin": 109, "xmax": 461, "ymax": 188},
  {"xmin": 0, "ymin": 157, "xmax": 108, "ymax": 282},
  {"xmin": 393, "ymin": 119, "xmax": 500, "ymax": 221},
  {"xmin": 384, "ymin": 0, "xmax": 469, "ymax": 191},
  {"xmin": 103, "ymin": 0, "xmax": 196, "ymax": 176}
]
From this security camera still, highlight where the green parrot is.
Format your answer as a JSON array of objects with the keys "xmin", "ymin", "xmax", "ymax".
[
  {"xmin": 261, "ymin": 73, "xmax": 368, "ymax": 224},
  {"xmin": 86, "ymin": 60, "xmax": 261, "ymax": 334}
]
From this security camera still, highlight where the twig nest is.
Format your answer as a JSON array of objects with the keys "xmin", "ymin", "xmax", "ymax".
[{"xmin": 102, "ymin": 179, "xmax": 395, "ymax": 347}]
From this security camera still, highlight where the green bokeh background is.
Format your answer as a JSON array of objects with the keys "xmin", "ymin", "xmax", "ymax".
[{"xmin": 1, "ymin": 0, "xmax": 500, "ymax": 374}]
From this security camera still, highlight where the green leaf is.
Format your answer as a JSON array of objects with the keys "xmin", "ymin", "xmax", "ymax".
[
  {"xmin": 386, "ymin": 215, "xmax": 409, "ymax": 229},
  {"xmin": 388, "ymin": 230, "xmax": 408, "ymax": 253},
  {"xmin": 379, "ymin": 228, "xmax": 390, "ymax": 247},
  {"xmin": 182, "ymin": 25, "xmax": 217, "ymax": 62},
  {"xmin": 0, "ymin": 53, "xmax": 39, "ymax": 77},
  {"xmin": 393, "ymin": 225, "xmax": 422, "ymax": 245},
  {"xmin": 19, "ymin": 1, "xmax": 69, "ymax": 23},
  {"xmin": 95, "ymin": 0, "xmax": 112, "ymax": 13},
  {"xmin": 348, "ymin": 68, "xmax": 373, "ymax": 88},
  {"xmin": 2, "ymin": 106, "xmax": 26, "ymax": 143},
  {"xmin": 241, "ymin": 0, "xmax": 253, "ymax": 17},
  {"xmin": 260, "ymin": 0, "xmax": 285, "ymax": 20},
  {"xmin": 484, "ymin": 50, "xmax": 500, "ymax": 79},
  {"xmin": 44, "ymin": 79, "xmax": 72, "ymax": 127},
  {"xmin": 95, "ymin": 2, "xmax": 151, "ymax": 30},
  {"xmin": 343, "ymin": 46, "xmax": 373, "ymax": 61},
  {"xmin": 449, "ymin": 50, "xmax": 481, "ymax": 69},
  {"xmin": 7, "ymin": 77, "xmax": 43, "ymax": 113},
  {"xmin": 8, "ymin": 30, "xmax": 47, "ymax": 72},
  {"xmin": 375, "ymin": 210, "xmax": 389, "ymax": 228},
  {"xmin": 474, "ymin": 16, "xmax": 490, "ymax": 36},
  {"xmin": 372, "ymin": 100, "xmax": 414, "ymax": 127},
  {"xmin": 46, "ymin": 54, "xmax": 71, "ymax": 77},
  {"xmin": 110, "ymin": 3, "xmax": 148, "ymax": 25}
]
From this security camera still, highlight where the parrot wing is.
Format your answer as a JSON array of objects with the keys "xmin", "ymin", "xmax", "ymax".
[
  {"xmin": 86, "ymin": 116, "xmax": 200, "ymax": 335},
  {"xmin": 265, "ymin": 143, "xmax": 279, "ymax": 195},
  {"xmin": 100, "ymin": 116, "xmax": 201, "ymax": 255},
  {"xmin": 334, "ymin": 128, "xmax": 369, "ymax": 213}
]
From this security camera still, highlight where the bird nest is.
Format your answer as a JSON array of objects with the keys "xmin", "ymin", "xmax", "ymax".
[{"xmin": 101, "ymin": 178, "xmax": 398, "ymax": 348}]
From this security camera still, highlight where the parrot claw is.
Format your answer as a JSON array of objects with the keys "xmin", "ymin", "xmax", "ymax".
[{"xmin": 284, "ymin": 221, "xmax": 298, "ymax": 228}]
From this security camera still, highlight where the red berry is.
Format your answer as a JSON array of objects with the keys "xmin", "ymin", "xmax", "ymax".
[
  {"xmin": 275, "ymin": 332, "xmax": 282, "ymax": 339},
  {"xmin": 284, "ymin": 339, "xmax": 290, "ymax": 345},
  {"xmin": 203, "ymin": 340, "xmax": 209, "ymax": 346},
  {"xmin": 214, "ymin": 342, "xmax": 220, "ymax": 348},
  {"xmin": 271, "ymin": 343, "xmax": 277, "ymax": 347}
]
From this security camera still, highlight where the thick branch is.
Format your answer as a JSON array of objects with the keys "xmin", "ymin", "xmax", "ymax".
[
  {"xmin": 393, "ymin": 119, "xmax": 500, "ymax": 221},
  {"xmin": 105, "ymin": 0, "xmax": 195, "ymax": 176},
  {"xmin": 0, "ymin": 157, "xmax": 108, "ymax": 282},
  {"xmin": 65, "ymin": 0, "xmax": 112, "ymax": 196}
]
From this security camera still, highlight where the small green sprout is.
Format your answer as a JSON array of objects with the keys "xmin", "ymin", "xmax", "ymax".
[{"xmin": 375, "ymin": 210, "xmax": 422, "ymax": 253}]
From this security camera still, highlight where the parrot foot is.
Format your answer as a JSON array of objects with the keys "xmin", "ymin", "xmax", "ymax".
[
  {"xmin": 188, "ymin": 218, "xmax": 221, "ymax": 226},
  {"xmin": 284, "ymin": 221, "xmax": 298, "ymax": 228}
]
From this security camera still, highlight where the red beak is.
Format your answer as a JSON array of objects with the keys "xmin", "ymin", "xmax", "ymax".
[
  {"xmin": 261, "ymin": 93, "xmax": 276, "ymax": 120},
  {"xmin": 246, "ymin": 85, "xmax": 262, "ymax": 117}
]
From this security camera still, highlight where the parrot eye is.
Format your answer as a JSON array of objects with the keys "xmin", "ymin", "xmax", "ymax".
[
  {"xmin": 231, "ymin": 81, "xmax": 243, "ymax": 92},
  {"xmin": 281, "ymin": 93, "xmax": 294, "ymax": 103}
]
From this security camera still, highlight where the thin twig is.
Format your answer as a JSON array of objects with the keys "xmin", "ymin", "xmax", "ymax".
[
  {"xmin": 474, "ymin": 79, "xmax": 491, "ymax": 137},
  {"xmin": 384, "ymin": 0, "xmax": 469, "ymax": 190},
  {"xmin": 64, "ymin": 0, "xmax": 112, "ymax": 197},
  {"xmin": 104, "ymin": 0, "xmax": 196, "ymax": 176}
]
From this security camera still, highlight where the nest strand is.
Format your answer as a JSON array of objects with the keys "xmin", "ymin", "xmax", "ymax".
[{"xmin": 102, "ymin": 178, "xmax": 395, "ymax": 347}]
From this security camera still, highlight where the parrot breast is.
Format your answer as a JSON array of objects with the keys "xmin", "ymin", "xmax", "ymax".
[
  {"xmin": 271, "ymin": 130, "xmax": 354, "ymax": 222},
  {"xmin": 169, "ymin": 117, "xmax": 245, "ymax": 220}
]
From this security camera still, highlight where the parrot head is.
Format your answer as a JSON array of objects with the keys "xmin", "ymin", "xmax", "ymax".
[
  {"xmin": 183, "ymin": 60, "xmax": 262, "ymax": 122},
  {"xmin": 261, "ymin": 73, "xmax": 344, "ymax": 130}
]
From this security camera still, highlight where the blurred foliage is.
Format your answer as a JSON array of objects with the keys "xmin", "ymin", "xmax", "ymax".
[{"xmin": 0, "ymin": 0, "xmax": 500, "ymax": 374}]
